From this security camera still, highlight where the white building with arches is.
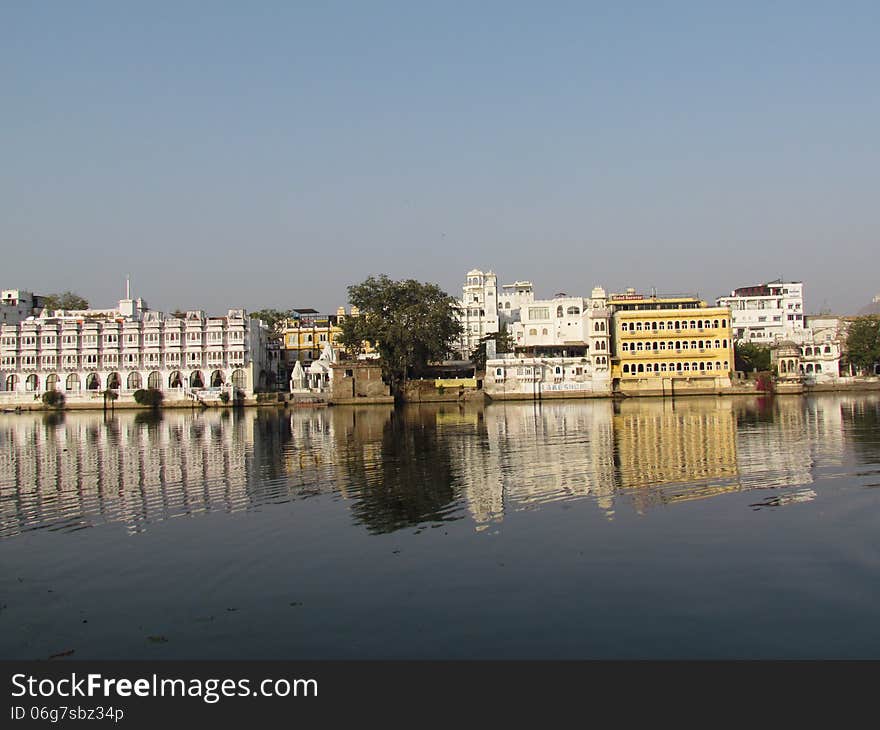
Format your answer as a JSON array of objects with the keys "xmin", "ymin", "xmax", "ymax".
[{"xmin": 0, "ymin": 297, "xmax": 270, "ymax": 407}]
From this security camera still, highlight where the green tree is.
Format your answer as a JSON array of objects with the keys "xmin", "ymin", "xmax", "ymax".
[
  {"xmin": 250, "ymin": 309, "xmax": 294, "ymax": 340},
  {"xmin": 734, "ymin": 342, "xmax": 772, "ymax": 372},
  {"xmin": 844, "ymin": 315, "xmax": 880, "ymax": 373},
  {"xmin": 338, "ymin": 275, "xmax": 462, "ymax": 396},
  {"xmin": 470, "ymin": 324, "xmax": 514, "ymax": 372},
  {"xmin": 41, "ymin": 291, "xmax": 89, "ymax": 312}
]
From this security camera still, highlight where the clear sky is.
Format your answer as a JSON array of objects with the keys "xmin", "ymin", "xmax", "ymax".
[{"xmin": 2, "ymin": 1, "xmax": 878, "ymax": 315}]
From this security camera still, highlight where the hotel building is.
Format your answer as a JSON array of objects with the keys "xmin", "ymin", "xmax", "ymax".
[
  {"xmin": 609, "ymin": 291, "xmax": 735, "ymax": 395},
  {"xmin": 0, "ymin": 292, "xmax": 270, "ymax": 406},
  {"xmin": 717, "ymin": 280, "xmax": 805, "ymax": 343}
]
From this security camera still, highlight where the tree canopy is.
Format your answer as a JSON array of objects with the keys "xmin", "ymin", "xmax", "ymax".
[
  {"xmin": 41, "ymin": 291, "xmax": 89, "ymax": 311},
  {"xmin": 338, "ymin": 275, "xmax": 462, "ymax": 393},
  {"xmin": 734, "ymin": 342, "xmax": 772, "ymax": 372},
  {"xmin": 844, "ymin": 315, "xmax": 880, "ymax": 372},
  {"xmin": 250, "ymin": 308, "xmax": 294, "ymax": 339}
]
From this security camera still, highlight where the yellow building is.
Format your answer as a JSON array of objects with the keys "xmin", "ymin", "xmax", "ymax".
[
  {"xmin": 281, "ymin": 307, "xmax": 376, "ymax": 370},
  {"xmin": 281, "ymin": 308, "xmax": 344, "ymax": 367},
  {"xmin": 609, "ymin": 292, "xmax": 735, "ymax": 395}
]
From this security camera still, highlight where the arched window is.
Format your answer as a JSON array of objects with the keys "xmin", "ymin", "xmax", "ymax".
[
  {"xmin": 676, "ymin": 363, "xmax": 682, "ymax": 372},
  {"xmin": 622, "ymin": 342, "xmax": 629, "ymax": 351},
  {"xmin": 699, "ymin": 362, "xmax": 705, "ymax": 371},
  {"xmin": 692, "ymin": 362, "xmax": 698, "ymax": 371},
  {"xmin": 623, "ymin": 364, "xmax": 630, "ymax": 373},
  {"xmin": 816, "ymin": 363, "xmax": 822, "ymax": 372},
  {"xmin": 45, "ymin": 374, "xmax": 59, "ymax": 392},
  {"xmin": 86, "ymin": 373, "xmax": 101, "ymax": 390},
  {"xmin": 723, "ymin": 361, "xmax": 729, "ymax": 370},
  {"xmin": 189, "ymin": 371, "xmax": 204, "ymax": 388},
  {"xmin": 232, "ymin": 370, "xmax": 247, "ymax": 389},
  {"xmin": 636, "ymin": 322, "xmax": 643, "ymax": 331},
  {"xmin": 675, "ymin": 321, "xmax": 682, "ymax": 330},
  {"xmin": 144, "ymin": 371, "xmax": 159, "ymax": 390},
  {"xmin": 661, "ymin": 363, "xmax": 667, "ymax": 372},
  {"xmin": 690, "ymin": 321, "xmax": 696, "ymax": 329},
  {"xmin": 824, "ymin": 345, "xmax": 831, "ymax": 353},
  {"xmin": 806, "ymin": 364, "xmax": 814, "ymax": 373},
  {"xmin": 529, "ymin": 328, "xmax": 537, "ymax": 336},
  {"xmin": 599, "ymin": 341, "xmax": 605, "ymax": 350},
  {"xmin": 713, "ymin": 320, "xmax": 719, "ymax": 329},
  {"xmin": 721, "ymin": 319, "xmax": 727, "ymax": 328},
  {"xmin": 652, "ymin": 322, "xmax": 657, "ymax": 330},
  {"xmin": 210, "ymin": 370, "xmax": 224, "ymax": 387},
  {"xmin": 106, "ymin": 372, "xmax": 121, "ymax": 390},
  {"xmin": 169, "ymin": 371, "xmax": 183, "ymax": 388},
  {"xmin": 542, "ymin": 328, "xmax": 548, "ymax": 335},
  {"xmin": 505, "ymin": 302, "xmax": 510, "ymax": 309},
  {"xmin": 714, "ymin": 340, "xmax": 720, "ymax": 348},
  {"xmin": 5, "ymin": 374, "xmax": 18, "ymax": 391},
  {"xmin": 128, "ymin": 371, "xmax": 142, "ymax": 390},
  {"xmin": 567, "ymin": 306, "xmax": 580, "ymax": 315},
  {"xmin": 66, "ymin": 373, "xmax": 80, "ymax": 391},
  {"xmin": 26, "ymin": 374, "xmax": 39, "ymax": 392},
  {"xmin": 683, "ymin": 362, "xmax": 690, "ymax": 371},
  {"xmin": 722, "ymin": 339, "xmax": 728, "ymax": 348},
  {"xmin": 556, "ymin": 306, "xmax": 563, "ymax": 317}
]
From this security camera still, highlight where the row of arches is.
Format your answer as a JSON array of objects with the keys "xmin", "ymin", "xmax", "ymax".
[
  {"xmin": 803, "ymin": 345, "xmax": 833, "ymax": 356},
  {"xmin": 622, "ymin": 361, "xmax": 729, "ymax": 375},
  {"xmin": 622, "ymin": 339, "xmax": 729, "ymax": 352},
  {"xmin": 621, "ymin": 318, "xmax": 727, "ymax": 332},
  {"xmin": 4, "ymin": 370, "xmax": 247, "ymax": 392}
]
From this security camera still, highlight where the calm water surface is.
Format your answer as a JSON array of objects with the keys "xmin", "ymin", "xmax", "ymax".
[{"xmin": 1, "ymin": 395, "xmax": 879, "ymax": 659}]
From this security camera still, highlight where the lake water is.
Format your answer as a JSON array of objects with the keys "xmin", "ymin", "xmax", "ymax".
[{"xmin": 1, "ymin": 394, "xmax": 879, "ymax": 659}]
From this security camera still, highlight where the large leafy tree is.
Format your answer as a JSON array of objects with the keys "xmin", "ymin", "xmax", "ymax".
[
  {"xmin": 844, "ymin": 315, "xmax": 880, "ymax": 373},
  {"xmin": 41, "ymin": 291, "xmax": 89, "ymax": 311},
  {"xmin": 250, "ymin": 308, "xmax": 294, "ymax": 339},
  {"xmin": 734, "ymin": 342, "xmax": 772, "ymax": 372},
  {"xmin": 339, "ymin": 275, "xmax": 462, "ymax": 394}
]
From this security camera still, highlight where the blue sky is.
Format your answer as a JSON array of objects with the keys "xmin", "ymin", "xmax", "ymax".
[{"xmin": 2, "ymin": 1, "xmax": 878, "ymax": 314}]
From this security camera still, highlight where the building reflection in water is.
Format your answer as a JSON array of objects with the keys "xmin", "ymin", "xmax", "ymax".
[{"xmin": 1, "ymin": 394, "xmax": 878, "ymax": 539}]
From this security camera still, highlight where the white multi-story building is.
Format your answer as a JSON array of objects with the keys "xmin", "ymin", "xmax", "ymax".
[
  {"xmin": 1, "ymin": 289, "xmax": 45, "ymax": 326},
  {"xmin": 497, "ymin": 280, "xmax": 535, "ymax": 327},
  {"xmin": 456, "ymin": 269, "xmax": 500, "ymax": 357},
  {"xmin": 0, "ymin": 294, "xmax": 270, "ymax": 406},
  {"xmin": 512, "ymin": 287, "xmax": 611, "ymax": 363},
  {"xmin": 717, "ymin": 280, "xmax": 805, "ymax": 343}
]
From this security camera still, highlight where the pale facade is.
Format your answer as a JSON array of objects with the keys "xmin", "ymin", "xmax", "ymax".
[
  {"xmin": 512, "ymin": 287, "xmax": 611, "ymax": 367},
  {"xmin": 456, "ymin": 269, "xmax": 500, "ymax": 357},
  {"xmin": 484, "ymin": 352, "xmax": 611, "ymax": 398},
  {"xmin": 497, "ymin": 280, "xmax": 535, "ymax": 327},
  {"xmin": 717, "ymin": 280, "xmax": 805, "ymax": 343},
  {"xmin": 0, "ymin": 298, "xmax": 270, "ymax": 405}
]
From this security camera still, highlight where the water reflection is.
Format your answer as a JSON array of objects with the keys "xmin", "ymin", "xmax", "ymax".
[{"xmin": 1, "ymin": 394, "xmax": 879, "ymax": 539}]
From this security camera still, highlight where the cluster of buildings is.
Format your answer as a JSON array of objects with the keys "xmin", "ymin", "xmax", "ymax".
[
  {"xmin": 455, "ymin": 270, "xmax": 875, "ymax": 399},
  {"xmin": 0, "ymin": 273, "xmax": 876, "ymax": 408}
]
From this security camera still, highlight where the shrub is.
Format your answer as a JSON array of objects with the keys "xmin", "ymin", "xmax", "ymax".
[
  {"xmin": 133, "ymin": 388, "xmax": 164, "ymax": 408},
  {"xmin": 41, "ymin": 390, "xmax": 65, "ymax": 408},
  {"xmin": 219, "ymin": 391, "xmax": 230, "ymax": 404}
]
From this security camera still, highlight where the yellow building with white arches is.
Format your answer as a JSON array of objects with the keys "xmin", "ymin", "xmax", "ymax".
[{"xmin": 609, "ymin": 292, "xmax": 735, "ymax": 395}]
